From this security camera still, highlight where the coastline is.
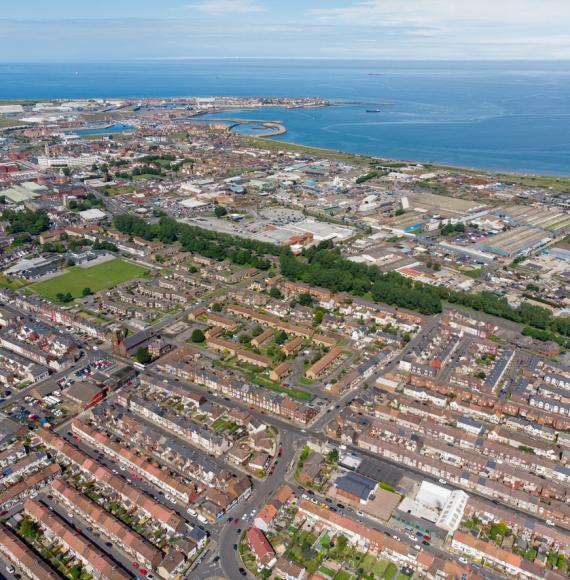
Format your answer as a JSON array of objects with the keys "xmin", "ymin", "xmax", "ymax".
[
  {"xmin": 3, "ymin": 96, "xmax": 570, "ymax": 185},
  {"xmin": 247, "ymin": 136, "xmax": 570, "ymax": 190}
]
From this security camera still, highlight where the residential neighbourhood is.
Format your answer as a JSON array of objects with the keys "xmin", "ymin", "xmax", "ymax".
[{"xmin": 0, "ymin": 96, "xmax": 568, "ymax": 579}]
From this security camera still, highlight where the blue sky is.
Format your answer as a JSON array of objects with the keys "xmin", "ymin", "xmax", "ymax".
[{"xmin": 1, "ymin": 0, "xmax": 569, "ymax": 61}]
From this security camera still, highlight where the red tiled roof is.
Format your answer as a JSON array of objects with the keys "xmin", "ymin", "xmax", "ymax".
[{"xmin": 246, "ymin": 527, "xmax": 275, "ymax": 566}]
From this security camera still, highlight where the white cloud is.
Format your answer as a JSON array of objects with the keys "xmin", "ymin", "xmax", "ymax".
[
  {"xmin": 187, "ymin": 0, "xmax": 266, "ymax": 15},
  {"xmin": 310, "ymin": 0, "xmax": 570, "ymax": 27}
]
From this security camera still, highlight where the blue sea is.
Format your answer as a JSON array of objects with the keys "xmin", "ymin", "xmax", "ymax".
[{"xmin": 1, "ymin": 60, "xmax": 569, "ymax": 175}]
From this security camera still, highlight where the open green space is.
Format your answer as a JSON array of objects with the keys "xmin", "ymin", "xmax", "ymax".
[
  {"xmin": 462, "ymin": 268, "xmax": 484, "ymax": 279},
  {"xmin": 99, "ymin": 184, "xmax": 136, "ymax": 196},
  {"xmin": 244, "ymin": 369, "xmax": 314, "ymax": 402},
  {"xmin": 0, "ymin": 274, "xmax": 29, "ymax": 290},
  {"xmin": 30, "ymin": 258, "xmax": 149, "ymax": 303},
  {"xmin": 0, "ymin": 118, "xmax": 25, "ymax": 128}
]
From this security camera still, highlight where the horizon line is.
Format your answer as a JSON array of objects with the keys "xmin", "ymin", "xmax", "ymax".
[{"xmin": 2, "ymin": 57, "xmax": 570, "ymax": 64}]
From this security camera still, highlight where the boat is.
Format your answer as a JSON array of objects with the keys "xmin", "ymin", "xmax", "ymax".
[{"xmin": 366, "ymin": 109, "xmax": 382, "ymax": 113}]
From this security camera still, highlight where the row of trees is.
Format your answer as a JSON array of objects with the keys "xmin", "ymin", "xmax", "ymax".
[
  {"xmin": 281, "ymin": 243, "xmax": 570, "ymax": 340},
  {"xmin": 2, "ymin": 209, "xmax": 49, "ymax": 235},
  {"xmin": 113, "ymin": 214, "xmax": 281, "ymax": 270},
  {"xmin": 113, "ymin": 215, "xmax": 570, "ymax": 341}
]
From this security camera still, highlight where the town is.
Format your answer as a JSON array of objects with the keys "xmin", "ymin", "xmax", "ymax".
[{"xmin": 0, "ymin": 96, "xmax": 568, "ymax": 580}]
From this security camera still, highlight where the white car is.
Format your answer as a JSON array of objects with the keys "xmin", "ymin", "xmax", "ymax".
[{"xmin": 459, "ymin": 557, "xmax": 468, "ymax": 565}]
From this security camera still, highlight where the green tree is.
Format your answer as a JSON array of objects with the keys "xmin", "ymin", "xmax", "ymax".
[
  {"xmin": 191, "ymin": 329, "xmax": 206, "ymax": 343},
  {"xmin": 18, "ymin": 518, "xmax": 38, "ymax": 539},
  {"xmin": 82, "ymin": 287, "xmax": 93, "ymax": 297},
  {"xmin": 1, "ymin": 209, "xmax": 50, "ymax": 235},
  {"xmin": 298, "ymin": 293, "xmax": 314, "ymax": 307},
  {"xmin": 135, "ymin": 347, "xmax": 152, "ymax": 364},
  {"xmin": 275, "ymin": 330, "xmax": 288, "ymax": 345},
  {"xmin": 211, "ymin": 302, "xmax": 223, "ymax": 312},
  {"xmin": 313, "ymin": 308, "xmax": 325, "ymax": 326},
  {"xmin": 327, "ymin": 448, "xmax": 339, "ymax": 464},
  {"xmin": 214, "ymin": 206, "xmax": 228, "ymax": 218},
  {"xmin": 56, "ymin": 292, "xmax": 73, "ymax": 304},
  {"xmin": 336, "ymin": 535, "xmax": 348, "ymax": 553},
  {"xmin": 269, "ymin": 287, "xmax": 283, "ymax": 300}
]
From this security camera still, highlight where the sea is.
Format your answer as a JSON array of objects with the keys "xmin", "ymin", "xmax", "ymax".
[{"xmin": 1, "ymin": 59, "xmax": 569, "ymax": 175}]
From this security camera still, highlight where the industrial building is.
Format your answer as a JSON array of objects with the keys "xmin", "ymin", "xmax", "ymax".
[{"xmin": 476, "ymin": 226, "xmax": 552, "ymax": 258}]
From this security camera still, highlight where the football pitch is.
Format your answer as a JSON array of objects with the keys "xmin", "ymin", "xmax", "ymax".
[{"xmin": 30, "ymin": 258, "xmax": 149, "ymax": 302}]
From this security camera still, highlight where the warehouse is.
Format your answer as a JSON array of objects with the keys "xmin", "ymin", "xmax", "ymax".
[{"xmin": 476, "ymin": 227, "xmax": 551, "ymax": 258}]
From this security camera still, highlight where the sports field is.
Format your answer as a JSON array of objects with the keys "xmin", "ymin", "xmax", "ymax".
[{"xmin": 30, "ymin": 258, "xmax": 149, "ymax": 302}]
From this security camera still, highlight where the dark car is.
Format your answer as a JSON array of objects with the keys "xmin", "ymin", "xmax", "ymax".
[
  {"xmin": 336, "ymin": 503, "xmax": 345, "ymax": 510},
  {"xmin": 422, "ymin": 540, "xmax": 430, "ymax": 546},
  {"xmin": 233, "ymin": 544, "xmax": 238, "ymax": 550},
  {"xmin": 213, "ymin": 556, "xmax": 220, "ymax": 563},
  {"xmin": 239, "ymin": 568, "xmax": 247, "ymax": 576}
]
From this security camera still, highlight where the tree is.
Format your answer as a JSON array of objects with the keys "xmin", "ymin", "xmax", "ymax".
[
  {"xmin": 18, "ymin": 518, "xmax": 39, "ymax": 540},
  {"xmin": 313, "ymin": 308, "xmax": 325, "ymax": 326},
  {"xmin": 191, "ymin": 329, "xmax": 205, "ymax": 343},
  {"xmin": 82, "ymin": 287, "xmax": 93, "ymax": 297},
  {"xmin": 214, "ymin": 206, "xmax": 228, "ymax": 218},
  {"xmin": 336, "ymin": 535, "xmax": 348, "ymax": 553},
  {"xmin": 269, "ymin": 287, "xmax": 283, "ymax": 300},
  {"xmin": 275, "ymin": 330, "xmax": 288, "ymax": 345},
  {"xmin": 298, "ymin": 293, "xmax": 314, "ymax": 307},
  {"xmin": 56, "ymin": 292, "xmax": 73, "ymax": 304},
  {"xmin": 135, "ymin": 347, "xmax": 152, "ymax": 364},
  {"xmin": 327, "ymin": 448, "xmax": 339, "ymax": 464},
  {"xmin": 1, "ymin": 209, "xmax": 49, "ymax": 235},
  {"xmin": 238, "ymin": 334, "xmax": 251, "ymax": 345},
  {"xmin": 252, "ymin": 325, "xmax": 264, "ymax": 337},
  {"xmin": 211, "ymin": 302, "xmax": 223, "ymax": 312}
]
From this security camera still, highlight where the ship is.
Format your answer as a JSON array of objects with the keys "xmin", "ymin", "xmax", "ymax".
[{"xmin": 366, "ymin": 109, "xmax": 382, "ymax": 113}]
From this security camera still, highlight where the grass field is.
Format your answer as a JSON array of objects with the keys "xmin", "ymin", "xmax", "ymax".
[
  {"xmin": 30, "ymin": 259, "xmax": 149, "ymax": 303},
  {"xmin": 245, "ymin": 370, "xmax": 314, "ymax": 402},
  {"xmin": 0, "ymin": 119, "xmax": 25, "ymax": 128},
  {"xmin": 0, "ymin": 275, "xmax": 29, "ymax": 290}
]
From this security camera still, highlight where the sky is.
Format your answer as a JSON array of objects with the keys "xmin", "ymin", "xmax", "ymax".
[{"xmin": 1, "ymin": 0, "xmax": 569, "ymax": 62}]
